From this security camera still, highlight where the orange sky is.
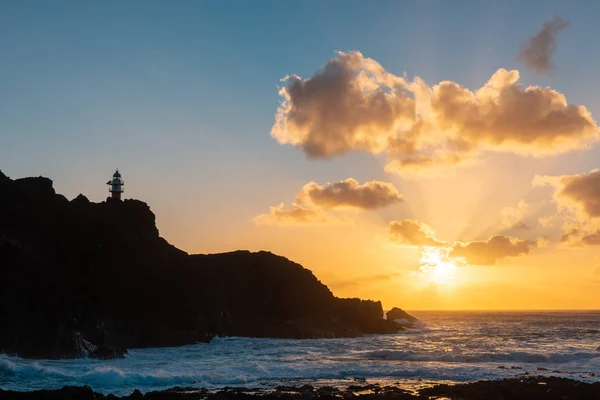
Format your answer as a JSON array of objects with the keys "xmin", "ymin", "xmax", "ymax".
[{"xmin": 138, "ymin": 50, "xmax": 600, "ymax": 310}]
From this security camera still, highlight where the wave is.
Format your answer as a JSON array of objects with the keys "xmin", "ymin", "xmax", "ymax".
[
  {"xmin": 363, "ymin": 350, "xmax": 600, "ymax": 364},
  {"xmin": 0, "ymin": 357, "xmax": 259, "ymax": 392}
]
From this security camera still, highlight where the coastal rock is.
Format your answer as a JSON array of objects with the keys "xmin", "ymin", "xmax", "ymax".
[
  {"xmin": 0, "ymin": 171, "xmax": 405, "ymax": 359},
  {"xmin": 386, "ymin": 307, "xmax": 419, "ymax": 329},
  {"xmin": 421, "ymin": 376, "xmax": 600, "ymax": 399},
  {"xmin": 1, "ymin": 378, "xmax": 600, "ymax": 399}
]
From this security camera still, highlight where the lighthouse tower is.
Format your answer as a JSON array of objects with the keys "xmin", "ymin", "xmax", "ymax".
[{"xmin": 107, "ymin": 169, "xmax": 124, "ymax": 200}]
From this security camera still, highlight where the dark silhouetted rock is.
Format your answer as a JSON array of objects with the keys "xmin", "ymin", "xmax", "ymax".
[
  {"xmin": 421, "ymin": 376, "xmax": 600, "ymax": 400},
  {"xmin": 386, "ymin": 307, "xmax": 418, "ymax": 329},
  {"xmin": 1, "ymin": 377, "xmax": 599, "ymax": 399},
  {"xmin": 0, "ymin": 171, "xmax": 405, "ymax": 359}
]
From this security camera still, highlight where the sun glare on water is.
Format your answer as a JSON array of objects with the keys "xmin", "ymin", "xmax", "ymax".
[{"xmin": 419, "ymin": 247, "xmax": 459, "ymax": 285}]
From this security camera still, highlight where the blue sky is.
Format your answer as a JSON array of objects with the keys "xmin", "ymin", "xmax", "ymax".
[{"xmin": 2, "ymin": 0, "xmax": 600, "ymax": 251}]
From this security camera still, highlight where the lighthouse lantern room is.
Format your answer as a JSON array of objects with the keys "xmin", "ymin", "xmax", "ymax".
[{"xmin": 107, "ymin": 169, "xmax": 124, "ymax": 200}]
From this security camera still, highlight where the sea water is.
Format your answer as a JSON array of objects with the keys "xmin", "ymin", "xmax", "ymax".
[{"xmin": 1, "ymin": 311, "xmax": 599, "ymax": 395}]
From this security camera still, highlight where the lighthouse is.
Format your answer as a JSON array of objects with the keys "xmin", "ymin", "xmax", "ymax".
[{"xmin": 107, "ymin": 169, "xmax": 124, "ymax": 200}]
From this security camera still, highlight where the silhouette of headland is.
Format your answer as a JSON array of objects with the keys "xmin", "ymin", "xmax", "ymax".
[{"xmin": 0, "ymin": 171, "xmax": 413, "ymax": 359}]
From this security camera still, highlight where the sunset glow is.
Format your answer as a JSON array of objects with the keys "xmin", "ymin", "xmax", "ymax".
[{"xmin": 419, "ymin": 248, "xmax": 460, "ymax": 286}]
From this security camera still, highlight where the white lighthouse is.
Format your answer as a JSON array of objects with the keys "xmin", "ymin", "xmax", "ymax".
[{"xmin": 107, "ymin": 169, "xmax": 124, "ymax": 200}]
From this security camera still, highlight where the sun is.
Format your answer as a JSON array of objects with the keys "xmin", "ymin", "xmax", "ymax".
[{"xmin": 419, "ymin": 247, "xmax": 458, "ymax": 285}]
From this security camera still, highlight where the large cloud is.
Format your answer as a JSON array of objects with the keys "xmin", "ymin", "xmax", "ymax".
[
  {"xmin": 271, "ymin": 51, "xmax": 598, "ymax": 177},
  {"xmin": 450, "ymin": 235, "xmax": 533, "ymax": 266},
  {"xmin": 271, "ymin": 51, "xmax": 413, "ymax": 158},
  {"xmin": 254, "ymin": 178, "xmax": 403, "ymax": 226},
  {"xmin": 388, "ymin": 219, "xmax": 447, "ymax": 247},
  {"xmin": 518, "ymin": 16, "xmax": 569, "ymax": 75}
]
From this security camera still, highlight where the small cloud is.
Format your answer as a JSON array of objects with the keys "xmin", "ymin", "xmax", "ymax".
[
  {"xmin": 297, "ymin": 178, "xmax": 403, "ymax": 210},
  {"xmin": 252, "ymin": 203, "xmax": 346, "ymax": 226},
  {"xmin": 561, "ymin": 227, "xmax": 600, "ymax": 247},
  {"xmin": 254, "ymin": 178, "xmax": 402, "ymax": 226},
  {"xmin": 518, "ymin": 15, "xmax": 569, "ymax": 75},
  {"xmin": 535, "ymin": 169, "xmax": 600, "ymax": 220},
  {"xmin": 450, "ymin": 235, "xmax": 534, "ymax": 266},
  {"xmin": 538, "ymin": 215, "xmax": 557, "ymax": 228},
  {"xmin": 536, "ymin": 237, "xmax": 551, "ymax": 248},
  {"xmin": 388, "ymin": 219, "xmax": 447, "ymax": 247},
  {"xmin": 501, "ymin": 200, "xmax": 529, "ymax": 228}
]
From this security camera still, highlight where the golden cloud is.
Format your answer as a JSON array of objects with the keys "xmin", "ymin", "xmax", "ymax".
[
  {"xmin": 388, "ymin": 219, "xmax": 447, "ymax": 247},
  {"xmin": 450, "ymin": 235, "xmax": 534, "ymax": 266},
  {"xmin": 533, "ymin": 170, "xmax": 600, "ymax": 246},
  {"xmin": 534, "ymin": 169, "xmax": 600, "ymax": 218},
  {"xmin": 271, "ymin": 51, "xmax": 413, "ymax": 158},
  {"xmin": 501, "ymin": 200, "xmax": 530, "ymax": 229},
  {"xmin": 254, "ymin": 178, "xmax": 403, "ymax": 226},
  {"xmin": 297, "ymin": 178, "xmax": 403, "ymax": 209},
  {"xmin": 252, "ymin": 203, "xmax": 344, "ymax": 226},
  {"xmin": 271, "ymin": 51, "xmax": 598, "ymax": 177},
  {"xmin": 518, "ymin": 15, "xmax": 569, "ymax": 75}
]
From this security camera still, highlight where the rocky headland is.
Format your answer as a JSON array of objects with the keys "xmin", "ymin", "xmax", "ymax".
[{"xmin": 0, "ymin": 171, "xmax": 410, "ymax": 359}]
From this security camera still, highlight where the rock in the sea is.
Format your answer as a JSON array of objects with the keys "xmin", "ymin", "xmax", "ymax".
[{"xmin": 386, "ymin": 307, "xmax": 419, "ymax": 328}]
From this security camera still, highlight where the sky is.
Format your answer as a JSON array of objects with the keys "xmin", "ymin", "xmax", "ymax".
[{"xmin": 2, "ymin": 1, "xmax": 600, "ymax": 310}]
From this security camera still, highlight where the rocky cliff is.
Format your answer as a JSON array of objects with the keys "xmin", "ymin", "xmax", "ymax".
[{"xmin": 0, "ymin": 171, "xmax": 405, "ymax": 359}]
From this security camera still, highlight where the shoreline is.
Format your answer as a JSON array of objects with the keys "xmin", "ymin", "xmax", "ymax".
[{"xmin": 1, "ymin": 376, "xmax": 600, "ymax": 399}]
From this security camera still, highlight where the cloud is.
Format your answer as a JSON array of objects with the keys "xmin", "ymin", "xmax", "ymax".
[
  {"xmin": 297, "ymin": 178, "xmax": 403, "ymax": 210},
  {"xmin": 533, "ymin": 170, "xmax": 600, "ymax": 246},
  {"xmin": 518, "ymin": 16, "xmax": 569, "ymax": 75},
  {"xmin": 555, "ymin": 169, "xmax": 600, "ymax": 219},
  {"xmin": 450, "ymin": 235, "xmax": 534, "ymax": 266},
  {"xmin": 254, "ymin": 178, "xmax": 402, "ymax": 226},
  {"xmin": 560, "ymin": 227, "xmax": 600, "ymax": 247},
  {"xmin": 388, "ymin": 219, "xmax": 536, "ymax": 265},
  {"xmin": 534, "ymin": 169, "xmax": 600, "ymax": 219},
  {"xmin": 272, "ymin": 51, "xmax": 598, "ymax": 177},
  {"xmin": 271, "ymin": 51, "xmax": 413, "ymax": 159},
  {"xmin": 501, "ymin": 200, "xmax": 530, "ymax": 228},
  {"xmin": 388, "ymin": 219, "xmax": 447, "ymax": 247},
  {"xmin": 252, "ymin": 203, "xmax": 344, "ymax": 226},
  {"xmin": 538, "ymin": 215, "xmax": 557, "ymax": 228}
]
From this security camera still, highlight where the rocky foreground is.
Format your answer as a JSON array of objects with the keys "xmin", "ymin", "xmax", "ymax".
[
  {"xmin": 0, "ymin": 171, "xmax": 411, "ymax": 359},
  {"xmin": 1, "ymin": 377, "xmax": 599, "ymax": 400}
]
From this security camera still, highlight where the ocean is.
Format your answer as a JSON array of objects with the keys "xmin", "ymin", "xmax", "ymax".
[{"xmin": 1, "ymin": 311, "xmax": 599, "ymax": 395}]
